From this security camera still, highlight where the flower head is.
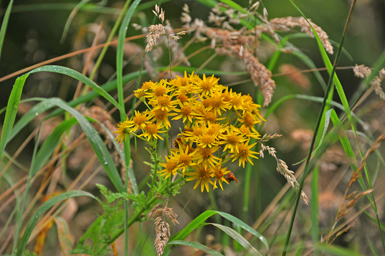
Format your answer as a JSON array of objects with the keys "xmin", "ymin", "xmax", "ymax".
[
  {"xmin": 186, "ymin": 165, "xmax": 214, "ymax": 192},
  {"xmin": 114, "ymin": 118, "xmax": 131, "ymax": 143}
]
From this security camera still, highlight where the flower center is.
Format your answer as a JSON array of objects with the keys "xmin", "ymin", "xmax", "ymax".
[
  {"xmin": 133, "ymin": 114, "xmax": 146, "ymax": 126},
  {"xmin": 226, "ymin": 134, "xmax": 239, "ymax": 145},
  {"xmin": 180, "ymin": 77, "xmax": 189, "ymax": 87},
  {"xmin": 145, "ymin": 123, "xmax": 158, "ymax": 135},
  {"xmin": 203, "ymin": 111, "xmax": 216, "ymax": 123},
  {"xmin": 180, "ymin": 105, "xmax": 192, "ymax": 116},
  {"xmin": 200, "ymin": 81, "xmax": 214, "ymax": 91},
  {"xmin": 200, "ymin": 147, "xmax": 212, "ymax": 159},
  {"xmin": 179, "ymin": 154, "xmax": 191, "ymax": 165},
  {"xmin": 211, "ymin": 96, "xmax": 222, "ymax": 108},
  {"xmin": 239, "ymin": 126, "xmax": 251, "ymax": 135},
  {"xmin": 193, "ymin": 127, "xmax": 204, "ymax": 137},
  {"xmin": 203, "ymin": 98, "xmax": 211, "ymax": 108},
  {"xmin": 166, "ymin": 161, "xmax": 178, "ymax": 171},
  {"xmin": 157, "ymin": 95, "xmax": 171, "ymax": 107},
  {"xmin": 200, "ymin": 134, "xmax": 215, "ymax": 146},
  {"xmin": 213, "ymin": 167, "xmax": 225, "ymax": 179},
  {"xmin": 207, "ymin": 124, "xmax": 221, "ymax": 135},
  {"xmin": 153, "ymin": 86, "xmax": 167, "ymax": 97},
  {"xmin": 231, "ymin": 96, "xmax": 242, "ymax": 107},
  {"xmin": 177, "ymin": 94, "xmax": 188, "ymax": 103},
  {"xmin": 238, "ymin": 144, "xmax": 249, "ymax": 156},
  {"xmin": 154, "ymin": 109, "xmax": 167, "ymax": 120},
  {"xmin": 243, "ymin": 114, "xmax": 254, "ymax": 128},
  {"xmin": 197, "ymin": 167, "xmax": 211, "ymax": 180}
]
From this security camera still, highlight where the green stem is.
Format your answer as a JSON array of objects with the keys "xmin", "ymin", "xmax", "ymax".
[
  {"xmin": 209, "ymin": 190, "xmax": 221, "ymax": 240},
  {"xmin": 147, "ymin": 141, "xmax": 159, "ymax": 200},
  {"xmin": 242, "ymin": 144, "xmax": 253, "ymax": 223}
]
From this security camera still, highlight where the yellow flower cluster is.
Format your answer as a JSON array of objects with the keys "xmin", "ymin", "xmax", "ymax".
[{"xmin": 115, "ymin": 72, "xmax": 264, "ymax": 192}]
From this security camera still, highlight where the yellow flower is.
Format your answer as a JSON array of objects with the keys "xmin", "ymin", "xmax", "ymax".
[
  {"xmin": 196, "ymin": 74, "xmax": 221, "ymax": 96},
  {"xmin": 204, "ymin": 91, "xmax": 230, "ymax": 116},
  {"xmin": 196, "ymin": 145, "xmax": 220, "ymax": 167},
  {"xmin": 197, "ymin": 132, "xmax": 218, "ymax": 148},
  {"xmin": 172, "ymin": 102, "xmax": 194, "ymax": 124},
  {"xmin": 211, "ymin": 161, "xmax": 230, "ymax": 190},
  {"xmin": 114, "ymin": 118, "xmax": 131, "ymax": 143},
  {"xmin": 229, "ymin": 92, "xmax": 244, "ymax": 111},
  {"xmin": 169, "ymin": 145, "xmax": 198, "ymax": 176},
  {"xmin": 149, "ymin": 95, "xmax": 177, "ymax": 112},
  {"xmin": 134, "ymin": 88, "xmax": 146, "ymax": 99},
  {"xmin": 239, "ymin": 125, "xmax": 260, "ymax": 140},
  {"xmin": 219, "ymin": 126, "xmax": 247, "ymax": 153},
  {"xmin": 206, "ymin": 122, "xmax": 223, "ymax": 137},
  {"xmin": 186, "ymin": 165, "xmax": 214, "ymax": 192},
  {"xmin": 170, "ymin": 71, "xmax": 201, "ymax": 95},
  {"xmin": 147, "ymin": 80, "xmax": 170, "ymax": 98},
  {"xmin": 193, "ymin": 107, "xmax": 224, "ymax": 125},
  {"xmin": 238, "ymin": 113, "xmax": 260, "ymax": 128},
  {"xmin": 231, "ymin": 141, "xmax": 259, "ymax": 168},
  {"xmin": 141, "ymin": 80, "xmax": 156, "ymax": 90},
  {"xmin": 128, "ymin": 110, "xmax": 149, "ymax": 132},
  {"xmin": 148, "ymin": 108, "xmax": 176, "ymax": 129},
  {"xmin": 182, "ymin": 125, "xmax": 205, "ymax": 142},
  {"xmin": 138, "ymin": 123, "xmax": 166, "ymax": 141},
  {"xmin": 158, "ymin": 156, "xmax": 180, "ymax": 178}
]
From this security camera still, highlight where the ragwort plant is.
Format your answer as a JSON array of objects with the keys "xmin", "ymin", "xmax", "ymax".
[{"xmin": 1, "ymin": 0, "xmax": 385, "ymax": 255}]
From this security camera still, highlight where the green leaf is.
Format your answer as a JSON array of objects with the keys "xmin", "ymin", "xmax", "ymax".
[
  {"xmin": 17, "ymin": 191, "xmax": 98, "ymax": 256},
  {"xmin": 167, "ymin": 240, "xmax": 223, "ymax": 256},
  {"xmin": 48, "ymin": 98, "xmax": 125, "ymax": 192},
  {"xmin": 13, "ymin": 97, "xmax": 125, "ymax": 193},
  {"xmin": 0, "ymin": 0, "xmax": 14, "ymax": 60},
  {"xmin": 27, "ymin": 65, "xmax": 125, "ymax": 114},
  {"xmin": 47, "ymin": 70, "xmax": 148, "ymax": 119},
  {"xmin": 211, "ymin": 223, "xmax": 261, "ymax": 256},
  {"xmin": 8, "ymin": 100, "xmax": 56, "ymax": 143},
  {"xmin": 314, "ymin": 244, "xmax": 363, "ymax": 256},
  {"xmin": 164, "ymin": 210, "xmax": 268, "ymax": 255},
  {"xmin": 0, "ymin": 76, "xmax": 26, "ymax": 159}
]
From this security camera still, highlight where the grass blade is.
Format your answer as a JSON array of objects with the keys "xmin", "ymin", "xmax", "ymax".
[
  {"xmin": 211, "ymin": 223, "xmax": 261, "ymax": 256},
  {"xmin": 50, "ymin": 98, "xmax": 125, "ymax": 192},
  {"xmin": 167, "ymin": 240, "xmax": 224, "ymax": 256},
  {"xmin": 164, "ymin": 210, "xmax": 268, "ymax": 255},
  {"xmin": 0, "ymin": 76, "xmax": 27, "ymax": 160},
  {"xmin": 0, "ymin": 0, "xmax": 14, "ymax": 60},
  {"xmin": 27, "ymin": 65, "xmax": 125, "ymax": 114}
]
